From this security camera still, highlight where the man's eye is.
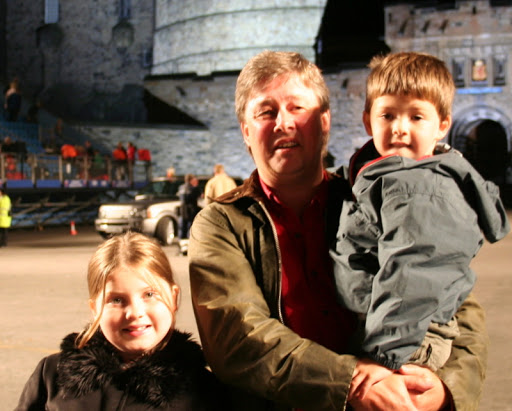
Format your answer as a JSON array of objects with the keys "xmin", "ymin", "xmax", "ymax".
[{"xmin": 256, "ymin": 109, "xmax": 275, "ymax": 118}]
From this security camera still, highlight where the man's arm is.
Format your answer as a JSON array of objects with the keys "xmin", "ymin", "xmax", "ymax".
[
  {"xmin": 436, "ymin": 292, "xmax": 488, "ymax": 410},
  {"xmin": 189, "ymin": 203, "xmax": 357, "ymax": 411}
]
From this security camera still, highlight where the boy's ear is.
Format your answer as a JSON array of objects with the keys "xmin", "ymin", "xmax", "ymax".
[
  {"xmin": 437, "ymin": 115, "xmax": 452, "ymax": 140},
  {"xmin": 362, "ymin": 111, "xmax": 373, "ymax": 136}
]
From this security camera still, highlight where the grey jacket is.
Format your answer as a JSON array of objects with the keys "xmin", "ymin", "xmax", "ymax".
[
  {"xmin": 189, "ymin": 169, "xmax": 491, "ymax": 411},
  {"xmin": 331, "ymin": 141, "xmax": 510, "ymax": 370}
]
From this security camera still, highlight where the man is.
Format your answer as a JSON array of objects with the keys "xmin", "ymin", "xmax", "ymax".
[
  {"xmin": 204, "ymin": 164, "xmax": 237, "ymax": 205},
  {"xmin": 0, "ymin": 187, "xmax": 12, "ymax": 247},
  {"xmin": 188, "ymin": 51, "xmax": 488, "ymax": 410},
  {"xmin": 178, "ymin": 174, "xmax": 202, "ymax": 240}
]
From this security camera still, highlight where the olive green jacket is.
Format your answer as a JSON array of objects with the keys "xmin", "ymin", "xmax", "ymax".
[{"xmin": 189, "ymin": 170, "xmax": 488, "ymax": 411}]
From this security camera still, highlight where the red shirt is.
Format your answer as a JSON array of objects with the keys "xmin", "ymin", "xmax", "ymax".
[{"xmin": 260, "ymin": 174, "xmax": 356, "ymax": 354}]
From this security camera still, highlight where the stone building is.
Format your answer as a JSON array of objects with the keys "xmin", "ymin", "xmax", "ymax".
[
  {"xmin": 1, "ymin": 0, "xmax": 511, "ymax": 185},
  {"xmin": 1, "ymin": 0, "xmax": 154, "ymax": 122}
]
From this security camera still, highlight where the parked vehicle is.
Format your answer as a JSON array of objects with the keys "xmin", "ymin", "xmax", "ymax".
[{"xmin": 94, "ymin": 175, "xmax": 241, "ymax": 245}]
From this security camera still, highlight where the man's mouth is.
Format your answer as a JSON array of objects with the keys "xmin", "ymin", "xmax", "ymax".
[{"xmin": 276, "ymin": 141, "xmax": 299, "ymax": 150}]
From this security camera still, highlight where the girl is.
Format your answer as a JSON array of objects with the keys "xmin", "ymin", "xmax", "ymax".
[{"xmin": 16, "ymin": 232, "xmax": 227, "ymax": 410}]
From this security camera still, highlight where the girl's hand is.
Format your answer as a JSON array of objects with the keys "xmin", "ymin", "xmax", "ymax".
[{"xmin": 349, "ymin": 358, "xmax": 394, "ymax": 400}]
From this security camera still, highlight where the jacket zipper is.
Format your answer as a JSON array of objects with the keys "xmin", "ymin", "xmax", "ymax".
[{"xmin": 258, "ymin": 200, "xmax": 285, "ymax": 324}]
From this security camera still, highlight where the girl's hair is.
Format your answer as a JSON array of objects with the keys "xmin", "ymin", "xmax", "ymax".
[
  {"xmin": 364, "ymin": 51, "xmax": 455, "ymax": 120},
  {"xmin": 76, "ymin": 231, "xmax": 178, "ymax": 348},
  {"xmin": 235, "ymin": 50, "xmax": 330, "ymax": 122}
]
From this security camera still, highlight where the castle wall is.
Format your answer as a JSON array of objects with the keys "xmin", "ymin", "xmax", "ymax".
[{"xmin": 152, "ymin": 0, "xmax": 327, "ymax": 76}]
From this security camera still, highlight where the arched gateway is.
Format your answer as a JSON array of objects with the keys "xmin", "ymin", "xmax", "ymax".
[{"xmin": 450, "ymin": 105, "xmax": 511, "ymax": 185}]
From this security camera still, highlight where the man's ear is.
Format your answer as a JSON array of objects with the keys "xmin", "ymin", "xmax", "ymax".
[
  {"xmin": 241, "ymin": 122, "xmax": 250, "ymax": 147},
  {"xmin": 321, "ymin": 109, "xmax": 331, "ymax": 135},
  {"xmin": 362, "ymin": 111, "xmax": 373, "ymax": 136}
]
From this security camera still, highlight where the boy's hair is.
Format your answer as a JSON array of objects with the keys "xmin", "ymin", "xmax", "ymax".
[
  {"xmin": 364, "ymin": 52, "xmax": 455, "ymax": 120},
  {"xmin": 76, "ymin": 231, "xmax": 178, "ymax": 348},
  {"xmin": 235, "ymin": 50, "xmax": 330, "ymax": 122}
]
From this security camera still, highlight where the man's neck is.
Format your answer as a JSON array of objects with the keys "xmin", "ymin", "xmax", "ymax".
[{"xmin": 264, "ymin": 171, "xmax": 324, "ymax": 216}]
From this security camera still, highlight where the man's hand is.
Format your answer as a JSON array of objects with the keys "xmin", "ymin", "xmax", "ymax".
[
  {"xmin": 349, "ymin": 359, "xmax": 394, "ymax": 400},
  {"xmin": 400, "ymin": 364, "xmax": 450, "ymax": 411},
  {"xmin": 350, "ymin": 364, "xmax": 449, "ymax": 411}
]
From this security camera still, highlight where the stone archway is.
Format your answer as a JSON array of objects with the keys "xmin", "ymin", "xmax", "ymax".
[{"xmin": 449, "ymin": 105, "xmax": 511, "ymax": 185}]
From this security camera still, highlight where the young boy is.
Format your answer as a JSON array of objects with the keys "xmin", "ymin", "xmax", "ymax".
[{"xmin": 330, "ymin": 51, "xmax": 510, "ymax": 399}]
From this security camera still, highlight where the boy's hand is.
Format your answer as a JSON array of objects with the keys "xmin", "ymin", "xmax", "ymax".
[{"xmin": 349, "ymin": 358, "xmax": 394, "ymax": 400}]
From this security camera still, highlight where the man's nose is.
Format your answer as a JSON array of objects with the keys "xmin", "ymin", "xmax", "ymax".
[{"xmin": 274, "ymin": 110, "xmax": 294, "ymax": 132}]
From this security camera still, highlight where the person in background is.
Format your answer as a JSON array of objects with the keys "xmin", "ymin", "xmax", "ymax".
[
  {"xmin": 188, "ymin": 50, "xmax": 489, "ymax": 410},
  {"xmin": 4, "ymin": 77, "xmax": 22, "ymax": 122},
  {"xmin": 15, "ymin": 231, "xmax": 227, "ymax": 410},
  {"xmin": 204, "ymin": 164, "xmax": 237, "ymax": 205},
  {"xmin": 166, "ymin": 167, "xmax": 176, "ymax": 181},
  {"xmin": 330, "ymin": 51, "xmax": 510, "ymax": 400},
  {"xmin": 0, "ymin": 187, "xmax": 12, "ymax": 247},
  {"xmin": 112, "ymin": 142, "xmax": 128, "ymax": 180},
  {"xmin": 178, "ymin": 174, "xmax": 202, "ymax": 240}
]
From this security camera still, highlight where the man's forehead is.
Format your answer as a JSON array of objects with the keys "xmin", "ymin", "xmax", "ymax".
[{"xmin": 248, "ymin": 75, "xmax": 317, "ymax": 105}]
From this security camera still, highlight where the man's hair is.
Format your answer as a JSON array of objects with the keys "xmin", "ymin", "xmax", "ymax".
[
  {"xmin": 235, "ymin": 50, "xmax": 330, "ymax": 122},
  {"xmin": 364, "ymin": 52, "xmax": 455, "ymax": 120},
  {"xmin": 213, "ymin": 164, "xmax": 224, "ymax": 174}
]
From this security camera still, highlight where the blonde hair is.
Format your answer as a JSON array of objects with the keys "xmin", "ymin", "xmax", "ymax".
[
  {"xmin": 235, "ymin": 50, "xmax": 330, "ymax": 122},
  {"xmin": 364, "ymin": 52, "xmax": 455, "ymax": 120},
  {"xmin": 76, "ymin": 232, "xmax": 178, "ymax": 348}
]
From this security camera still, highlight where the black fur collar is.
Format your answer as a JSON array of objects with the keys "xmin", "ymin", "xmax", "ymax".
[{"xmin": 56, "ymin": 329, "xmax": 206, "ymax": 408}]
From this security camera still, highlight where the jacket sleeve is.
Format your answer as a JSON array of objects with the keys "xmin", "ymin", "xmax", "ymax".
[
  {"xmin": 188, "ymin": 204, "xmax": 358, "ymax": 411},
  {"xmin": 360, "ymin": 181, "xmax": 482, "ymax": 369},
  {"xmin": 15, "ymin": 355, "xmax": 56, "ymax": 411},
  {"xmin": 438, "ymin": 292, "xmax": 489, "ymax": 411}
]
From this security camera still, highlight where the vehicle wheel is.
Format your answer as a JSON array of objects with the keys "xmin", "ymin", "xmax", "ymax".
[
  {"xmin": 98, "ymin": 231, "xmax": 111, "ymax": 239},
  {"xmin": 156, "ymin": 217, "xmax": 176, "ymax": 245}
]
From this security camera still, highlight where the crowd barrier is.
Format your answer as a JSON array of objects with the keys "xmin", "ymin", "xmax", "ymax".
[{"xmin": 0, "ymin": 152, "xmax": 152, "ymax": 190}]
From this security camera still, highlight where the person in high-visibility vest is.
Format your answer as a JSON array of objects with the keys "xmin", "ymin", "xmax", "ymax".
[{"xmin": 0, "ymin": 187, "xmax": 12, "ymax": 247}]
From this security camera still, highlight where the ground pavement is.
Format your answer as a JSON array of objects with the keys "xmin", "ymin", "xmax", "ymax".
[{"xmin": 1, "ymin": 214, "xmax": 511, "ymax": 410}]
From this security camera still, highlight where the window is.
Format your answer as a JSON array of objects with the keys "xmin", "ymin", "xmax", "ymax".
[
  {"xmin": 494, "ymin": 56, "xmax": 507, "ymax": 86},
  {"xmin": 45, "ymin": 0, "xmax": 59, "ymax": 24},
  {"xmin": 471, "ymin": 58, "xmax": 488, "ymax": 85},
  {"xmin": 120, "ymin": 0, "xmax": 131, "ymax": 20},
  {"xmin": 452, "ymin": 58, "xmax": 465, "ymax": 88}
]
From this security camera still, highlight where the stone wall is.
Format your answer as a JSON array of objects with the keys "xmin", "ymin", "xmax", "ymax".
[
  {"xmin": 4, "ymin": 0, "xmax": 154, "ymax": 121},
  {"xmin": 152, "ymin": 0, "xmax": 327, "ymax": 76}
]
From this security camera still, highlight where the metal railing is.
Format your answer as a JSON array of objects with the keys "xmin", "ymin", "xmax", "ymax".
[{"xmin": 1, "ymin": 152, "xmax": 152, "ymax": 189}]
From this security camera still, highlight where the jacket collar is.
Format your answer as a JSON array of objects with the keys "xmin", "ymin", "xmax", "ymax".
[{"xmin": 57, "ymin": 329, "xmax": 206, "ymax": 408}]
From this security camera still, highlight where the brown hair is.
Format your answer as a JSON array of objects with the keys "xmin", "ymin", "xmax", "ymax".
[
  {"xmin": 235, "ymin": 50, "xmax": 330, "ymax": 122},
  {"xmin": 364, "ymin": 52, "xmax": 455, "ymax": 120},
  {"xmin": 76, "ymin": 232, "xmax": 179, "ymax": 348}
]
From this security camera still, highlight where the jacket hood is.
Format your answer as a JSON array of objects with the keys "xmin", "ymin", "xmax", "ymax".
[
  {"xmin": 350, "ymin": 139, "xmax": 510, "ymax": 243},
  {"xmin": 57, "ymin": 329, "xmax": 206, "ymax": 408}
]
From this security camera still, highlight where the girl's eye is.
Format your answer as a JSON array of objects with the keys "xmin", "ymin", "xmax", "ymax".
[
  {"xmin": 109, "ymin": 297, "xmax": 123, "ymax": 305},
  {"xmin": 145, "ymin": 291, "xmax": 156, "ymax": 299}
]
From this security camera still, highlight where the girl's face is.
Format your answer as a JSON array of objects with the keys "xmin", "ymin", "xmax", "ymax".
[{"xmin": 90, "ymin": 267, "xmax": 179, "ymax": 362}]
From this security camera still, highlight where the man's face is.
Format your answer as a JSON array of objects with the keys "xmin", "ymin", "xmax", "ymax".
[
  {"xmin": 240, "ymin": 74, "xmax": 330, "ymax": 187},
  {"xmin": 363, "ymin": 94, "xmax": 451, "ymax": 160}
]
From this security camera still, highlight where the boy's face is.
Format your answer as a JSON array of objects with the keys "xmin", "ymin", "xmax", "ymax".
[{"xmin": 363, "ymin": 94, "xmax": 451, "ymax": 160}]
